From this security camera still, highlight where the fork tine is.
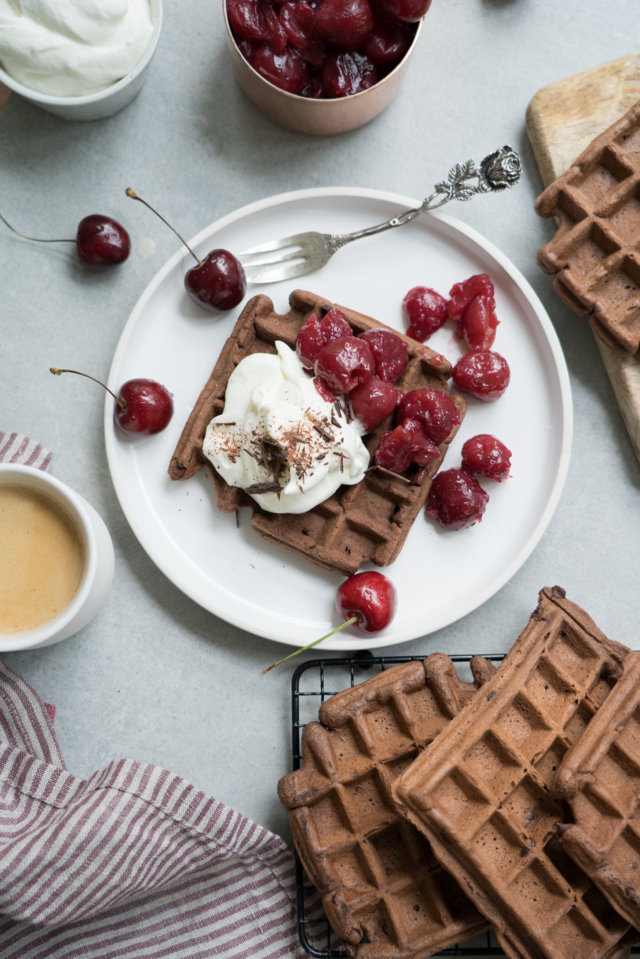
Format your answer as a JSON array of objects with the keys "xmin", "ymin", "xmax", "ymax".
[
  {"xmin": 241, "ymin": 256, "xmax": 321, "ymax": 285},
  {"xmin": 238, "ymin": 232, "xmax": 311, "ymax": 256},
  {"xmin": 238, "ymin": 244, "xmax": 307, "ymax": 269}
]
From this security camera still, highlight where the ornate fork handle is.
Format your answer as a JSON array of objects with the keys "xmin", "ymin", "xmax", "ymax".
[{"xmin": 328, "ymin": 145, "xmax": 521, "ymax": 254}]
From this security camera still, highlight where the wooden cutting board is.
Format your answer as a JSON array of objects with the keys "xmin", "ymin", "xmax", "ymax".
[{"xmin": 526, "ymin": 53, "xmax": 640, "ymax": 462}]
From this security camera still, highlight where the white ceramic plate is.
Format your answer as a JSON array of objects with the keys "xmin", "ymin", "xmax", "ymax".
[{"xmin": 105, "ymin": 187, "xmax": 572, "ymax": 649}]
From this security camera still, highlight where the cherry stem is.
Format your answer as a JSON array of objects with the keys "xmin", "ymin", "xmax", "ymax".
[
  {"xmin": 261, "ymin": 614, "xmax": 360, "ymax": 675},
  {"xmin": 125, "ymin": 188, "xmax": 202, "ymax": 266},
  {"xmin": 49, "ymin": 367, "xmax": 126, "ymax": 413},
  {"xmin": 0, "ymin": 212, "xmax": 73, "ymax": 244}
]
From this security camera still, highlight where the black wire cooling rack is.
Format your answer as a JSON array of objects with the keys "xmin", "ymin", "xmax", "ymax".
[{"xmin": 287, "ymin": 652, "xmax": 640, "ymax": 959}]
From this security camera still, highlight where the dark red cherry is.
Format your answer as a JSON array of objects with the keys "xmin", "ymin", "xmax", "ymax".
[
  {"xmin": 372, "ymin": 0, "xmax": 431, "ymax": 24},
  {"xmin": 116, "ymin": 379, "xmax": 174, "ymax": 434},
  {"xmin": 50, "ymin": 369, "xmax": 173, "ymax": 435},
  {"xmin": 452, "ymin": 350, "xmax": 510, "ymax": 401},
  {"xmin": 336, "ymin": 571, "xmax": 396, "ymax": 633},
  {"xmin": 358, "ymin": 328, "xmax": 408, "ymax": 382},
  {"xmin": 349, "ymin": 376, "xmax": 401, "ymax": 432},
  {"xmin": 185, "ymin": 249, "xmax": 247, "ymax": 313},
  {"xmin": 0, "ymin": 210, "xmax": 130, "ymax": 267},
  {"xmin": 227, "ymin": 0, "xmax": 268, "ymax": 42},
  {"xmin": 314, "ymin": 0, "xmax": 373, "ymax": 47},
  {"xmin": 322, "ymin": 52, "xmax": 378, "ymax": 97},
  {"xmin": 262, "ymin": 570, "xmax": 397, "ymax": 672},
  {"xmin": 76, "ymin": 215, "xmax": 131, "ymax": 267},
  {"xmin": 126, "ymin": 189, "xmax": 246, "ymax": 313},
  {"xmin": 360, "ymin": 20, "xmax": 412, "ymax": 65},
  {"xmin": 461, "ymin": 434, "xmax": 512, "ymax": 481},
  {"xmin": 314, "ymin": 336, "xmax": 375, "ymax": 393},
  {"xmin": 375, "ymin": 418, "xmax": 439, "ymax": 474},
  {"xmin": 403, "ymin": 286, "xmax": 447, "ymax": 341},
  {"xmin": 249, "ymin": 42, "xmax": 310, "ymax": 93},
  {"xmin": 396, "ymin": 387, "xmax": 461, "ymax": 445},
  {"xmin": 279, "ymin": 1, "xmax": 325, "ymax": 66},
  {"xmin": 426, "ymin": 468, "xmax": 489, "ymax": 530}
]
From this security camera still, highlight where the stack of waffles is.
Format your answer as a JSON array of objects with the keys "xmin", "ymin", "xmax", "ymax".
[
  {"xmin": 169, "ymin": 289, "xmax": 465, "ymax": 575},
  {"xmin": 278, "ymin": 586, "xmax": 640, "ymax": 958}
]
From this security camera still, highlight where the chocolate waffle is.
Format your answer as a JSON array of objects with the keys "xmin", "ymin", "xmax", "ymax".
[
  {"xmin": 169, "ymin": 289, "xmax": 464, "ymax": 575},
  {"xmin": 535, "ymin": 99, "xmax": 640, "ymax": 354},
  {"xmin": 555, "ymin": 650, "xmax": 640, "ymax": 932},
  {"xmin": 393, "ymin": 586, "xmax": 635, "ymax": 959},
  {"xmin": 277, "ymin": 653, "xmax": 496, "ymax": 959}
]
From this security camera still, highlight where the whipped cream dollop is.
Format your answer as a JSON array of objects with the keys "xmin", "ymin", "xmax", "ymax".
[
  {"xmin": 203, "ymin": 341, "xmax": 370, "ymax": 515},
  {"xmin": 0, "ymin": 0, "xmax": 154, "ymax": 97}
]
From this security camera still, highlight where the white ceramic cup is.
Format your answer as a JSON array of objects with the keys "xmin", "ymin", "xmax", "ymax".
[
  {"xmin": 0, "ymin": 464, "xmax": 114, "ymax": 651},
  {"xmin": 0, "ymin": 0, "xmax": 163, "ymax": 122}
]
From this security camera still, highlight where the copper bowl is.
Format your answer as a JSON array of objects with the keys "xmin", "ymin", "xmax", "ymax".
[{"xmin": 223, "ymin": 2, "xmax": 422, "ymax": 136}]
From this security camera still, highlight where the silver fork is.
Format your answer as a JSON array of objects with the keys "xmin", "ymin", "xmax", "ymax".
[{"xmin": 238, "ymin": 145, "xmax": 521, "ymax": 285}]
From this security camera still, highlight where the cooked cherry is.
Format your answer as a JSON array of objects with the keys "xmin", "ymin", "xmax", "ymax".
[
  {"xmin": 320, "ymin": 307, "xmax": 352, "ymax": 341},
  {"xmin": 314, "ymin": 0, "xmax": 373, "ymax": 48},
  {"xmin": 459, "ymin": 293, "xmax": 498, "ymax": 351},
  {"xmin": 249, "ymin": 42, "xmax": 310, "ymax": 93},
  {"xmin": 322, "ymin": 52, "xmax": 377, "ymax": 97},
  {"xmin": 313, "ymin": 376, "xmax": 336, "ymax": 402},
  {"xmin": 361, "ymin": 20, "xmax": 412, "ymax": 65},
  {"xmin": 461, "ymin": 434, "xmax": 512, "ymax": 481},
  {"xmin": 227, "ymin": 0, "xmax": 268, "ymax": 42},
  {"xmin": 447, "ymin": 273, "xmax": 495, "ymax": 323},
  {"xmin": 349, "ymin": 377, "xmax": 400, "ymax": 432},
  {"xmin": 403, "ymin": 286, "xmax": 447, "ymax": 341},
  {"xmin": 452, "ymin": 350, "xmax": 510, "ymax": 401},
  {"xmin": 372, "ymin": 0, "xmax": 431, "ymax": 24},
  {"xmin": 426, "ymin": 468, "xmax": 489, "ymax": 530},
  {"xmin": 262, "ymin": 1, "xmax": 288, "ymax": 51},
  {"xmin": 358, "ymin": 328, "xmax": 408, "ymax": 382},
  {"xmin": 297, "ymin": 315, "xmax": 326, "ymax": 368},
  {"xmin": 375, "ymin": 418, "xmax": 439, "ymax": 474},
  {"xmin": 279, "ymin": 1, "xmax": 325, "ymax": 66},
  {"xmin": 396, "ymin": 387, "xmax": 461, "ymax": 445},
  {"xmin": 314, "ymin": 336, "xmax": 375, "ymax": 393},
  {"xmin": 296, "ymin": 309, "xmax": 353, "ymax": 368}
]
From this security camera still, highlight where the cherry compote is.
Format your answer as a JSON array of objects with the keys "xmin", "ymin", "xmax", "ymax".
[
  {"xmin": 350, "ymin": 376, "xmax": 400, "ymax": 431},
  {"xmin": 314, "ymin": 335, "xmax": 375, "ymax": 393},
  {"xmin": 452, "ymin": 350, "xmax": 510, "ymax": 402},
  {"xmin": 227, "ymin": 0, "xmax": 425, "ymax": 99},
  {"xmin": 461, "ymin": 434, "xmax": 512, "ymax": 481},
  {"xmin": 396, "ymin": 387, "xmax": 461, "ymax": 445},
  {"xmin": 358, "ymin": 328, "xmax": 408, "ymax": 381},
  {"xmin": 403, "ymin": 286, "xmax": 447, "ymax": 342},
  {"xmin": 426, "ymin": 468, "xmax": 489, "ymax": 530},
  {"xmin": 375, "ymin": 418, "xmax": 439, "ymax": 474}
]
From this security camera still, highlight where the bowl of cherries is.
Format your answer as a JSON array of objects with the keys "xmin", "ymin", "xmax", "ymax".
[{"xmin": 223, "ymin": 0, "xmax": 430, "ymax": 135}]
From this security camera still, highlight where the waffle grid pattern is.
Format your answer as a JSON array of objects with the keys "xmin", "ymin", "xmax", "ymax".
[
  {"xmin": 393, "ymin": 589, "xmax": 634, "ymax": 959},
  {"xmin": 555, "ymin": 651, "xmax": 640, "ymax": 931},
  {"xmin": 535, "ymin": 100, "xmax": 640, "ymax": 354},
  {"xmin": 170, "ymin": 289, "xmax": 464, "ymax": 574},
  {"xmin": 279, "ymin": 655, "xmax": 491, "ymax": 959}
]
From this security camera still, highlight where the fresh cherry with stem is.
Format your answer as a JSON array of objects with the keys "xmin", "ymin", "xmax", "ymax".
[
  {"xmin": 262, "ymin": 571, "xmax": 396, "ymax": 673},
  {"xmin": 126, "ymin": 188, "xmax": 246, "ymax": 313},
  {"xmin": 0, "ymin": 211, "xmax": 131, "ymax": 267},
  {"xmin": 50, "ymin": 368, "xmax": 173, "ymax": 435}
]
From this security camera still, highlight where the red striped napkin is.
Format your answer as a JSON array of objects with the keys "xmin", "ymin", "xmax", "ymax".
[{"xmin": 0, "ymin": 433, "xmax": 306, "ymax": 959}]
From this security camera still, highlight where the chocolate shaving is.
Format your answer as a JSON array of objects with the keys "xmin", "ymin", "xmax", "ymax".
[{"xmin": 244, "ymin": 481, "xmax": 283, "ymax": 495}]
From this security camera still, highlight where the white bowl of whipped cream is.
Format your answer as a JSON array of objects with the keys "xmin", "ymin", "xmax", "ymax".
[{"xmin": 0, "ymin": 0, "xmax": 163, "ymax": 121}]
